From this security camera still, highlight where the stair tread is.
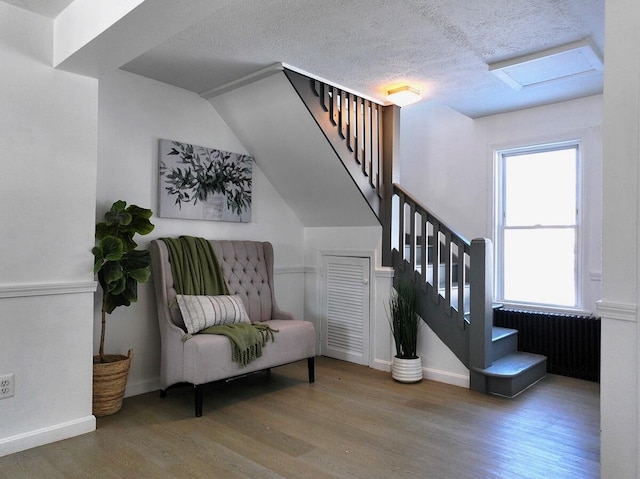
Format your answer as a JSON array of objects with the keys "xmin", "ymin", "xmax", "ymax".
[
  {"xmin": 474, "ymin": 352, "xmax": 546, "ymax": 378},
  {"xmin": 492, "ymin": 326, "xmax": 518, "ymax": 342}
]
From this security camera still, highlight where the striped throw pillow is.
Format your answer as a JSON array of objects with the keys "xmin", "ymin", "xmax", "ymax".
[{"xmin": 176, "ymin": 294, "xmax": 250, "ymax": 334}]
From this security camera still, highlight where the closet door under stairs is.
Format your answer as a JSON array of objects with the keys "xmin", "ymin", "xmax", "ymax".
[{"xmin": 322, "ymin": 255, "xmax": 370, "ymax": 365}]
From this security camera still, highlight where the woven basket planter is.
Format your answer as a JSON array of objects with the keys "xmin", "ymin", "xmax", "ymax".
[{"xmin": 92, "ymin": 350, "xmax": 133, "ymax": 417}]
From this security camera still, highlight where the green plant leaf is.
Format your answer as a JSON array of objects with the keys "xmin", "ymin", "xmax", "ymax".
[
  {"xmin": 98, "ymin": 236, "xmax": 124, "ymax": 261},
  {"xmin": 123, "ymin": 249, "xmax": 151, "ymax": 269},
  {"xmin": 105, "ymin": 210, "xmax": 132, "ymax": 226},
  {"xmin": 124, "ymin": 205, "xmax": 154, "ymax": 236},
  {"xmin": 128, "ymin": 268, "xmax": 150, "ymax": 283},
  {"xmin": 103, "ymin": 292, "xmax": 131, "ymax": 314},
  {"xmin": 101, "ymin": 261, "xmax": 124, "ymax": 284},
  {"xmin": 122, "ymin": 277, "xmax": 138, "ymax": 303},
  {"xmin": 107, "ymin": 276, "xmax": 126, "ymax": 295}
]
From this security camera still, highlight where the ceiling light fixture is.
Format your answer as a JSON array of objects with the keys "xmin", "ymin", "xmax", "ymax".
[
  {"xmin": 387, "ymin": 85, "xmax": 421, "ymax": 107},
  {"xmin": 489, "ymin": 38, "xmax": 603, "ymax": 91}
]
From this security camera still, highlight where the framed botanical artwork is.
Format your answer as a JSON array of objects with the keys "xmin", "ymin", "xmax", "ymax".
[{"xmin": 158, "ymin": 139, "xmax": 253, "ymax": 222}]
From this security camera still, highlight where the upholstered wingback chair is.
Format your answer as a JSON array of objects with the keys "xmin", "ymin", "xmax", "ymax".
[{"xmin": 150, "ymin": 239, "xmax": 315, "ymax": 416}]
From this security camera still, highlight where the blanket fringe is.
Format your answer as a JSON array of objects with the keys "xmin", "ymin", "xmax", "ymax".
[{"xmin": 198, "ymin": 323, "xmax": 279, "ymax": 368}]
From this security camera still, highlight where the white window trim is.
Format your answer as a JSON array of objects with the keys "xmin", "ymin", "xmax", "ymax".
[{"xmin": 494, "ymin": 139, "xmax": 584, "ymax": 312}]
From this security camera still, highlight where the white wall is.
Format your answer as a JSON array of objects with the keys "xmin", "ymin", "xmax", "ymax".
[
  {"xmin": 96, "ymin": 69, "xmax": 305, "ymax": 396},
  {"xmin": 400, "ymin": 102, "xmax": 484, "ymax": 239},
  {"xmin": 599, "ymin": 1, "xmax": 640, "ymax": 477},
  {"xmin": 0, "ymin": 4, "xmax": 98, "ymax": 456},
  {"xmin": 400, "ymin": 95, "xmax": 603, "ymax": 314},
  {"xmin": 398, "ymin": 95, "xmax": 603, "ymax": 387}
]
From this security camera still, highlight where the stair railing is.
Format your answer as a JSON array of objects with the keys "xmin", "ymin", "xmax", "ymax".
[
  {"xmin": 284, "ymin": 68, "xmax": 395, "ymax": 266},
  {"xmin": 285, "ymin": 67, "xmax": 493, "ymax": 381},
  {"xmin": 393, "ymin": 184, "xmax": 493, "ymax": 371}
]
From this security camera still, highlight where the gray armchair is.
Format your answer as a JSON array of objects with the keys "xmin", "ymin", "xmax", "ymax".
[{"xmin": 150, "ymin": 239, "xmax": 316, "ymax": 416}]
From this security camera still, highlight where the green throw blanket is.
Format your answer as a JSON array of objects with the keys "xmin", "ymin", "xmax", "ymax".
[
  {"xmin": 161, "ymin": 236, "xmax": 228, "ymax": 296},
  {"xmin": 200, "ymin": 322, "xmax": 277, "ymax": 368},
  {"xmin": 161, "ymin": 236, "xmax": 278, "ymax": 367}
]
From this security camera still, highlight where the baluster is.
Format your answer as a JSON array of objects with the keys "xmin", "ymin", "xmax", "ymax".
[
  {"xmin": 320, "ymin": 83, "xmax": 329, "ymax": 112},
  {"xmin": 409, "ymin": 202, "xmax": 417, "ymax": 271},
  {"xmin": 457, "ymin": 242, "xmax": 467, "ymax": 316},
  {"xmin": 377, "ymin": 105, "xmax": 383, "ymax": 197},
  {"xmin": 444, "ymin": 231, "xmax": 452, "ymax": 313},
  {"xmin": 311, "ymin": 79, "xmax": 320, "ymax": 97},
  {"xmin": 336, "ymin": 90, "xmax": 347, "ymax": 139},
  {"xmin": 349, "ymin": 97, "xmax": 357, "ymax": 154},
  {"xmin": 398, "ymin": 192, "xmax": 405, "ymax": 262},
  {"xmin": 340, "ymin": 92, "xmax": 348, "ymax": 140},
  {"xmin": 364, "ymin": 100, "xmax": 371, "ymax": 178},
  {"xmin": 420, "ymin": 212, "xmax": 427, "ymax": 282},
  {"xmin": 409, "ymin": 202, "xmax": 418, "ymax": 272},
  {"xmin": 432, "ymin": 221, "xmax": 440, "ymax": 301},
  {"xmin": 330, "ymin": 87, "xmax": 338, "ymax": 126},
  {"xmin": 357, "ymin": 97, "xmax": 364, "ymax": 165},
  {"xmin": 371, "ymin": 104, "xmax": 379, "ymax": 190}
]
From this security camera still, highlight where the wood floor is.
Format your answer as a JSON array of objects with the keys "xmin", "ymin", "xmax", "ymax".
[{"xmin": 0, "ymin": 357, "xmax": 600, "ymax": 479}]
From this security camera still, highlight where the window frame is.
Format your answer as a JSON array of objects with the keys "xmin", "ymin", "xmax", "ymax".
[{"xmin": 494, "ymin": 140, "xmax": 583, "ymax": 311}]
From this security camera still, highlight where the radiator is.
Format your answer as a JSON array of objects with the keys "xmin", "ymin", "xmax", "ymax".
[{"xmin": 493, "ymin": 308, "xmax": 601, "ymax": 382}]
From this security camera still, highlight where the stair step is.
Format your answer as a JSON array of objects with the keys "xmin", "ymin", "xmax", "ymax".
[
  {"xmin": 473, "ymin": 352, "xmax": 547, "ymax": 398},
  {"xmin": 492, "ymin": 326, "xmax": 518, "ymax": 362},
  {"xmin": 492, "ymin": 326, "xmax": 517, "ymax": 342}
]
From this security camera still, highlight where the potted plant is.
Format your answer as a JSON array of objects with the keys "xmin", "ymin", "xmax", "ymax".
[
  {"xmin": 389, "ymin": 278, "xmax": 422, "ymax": 382},
  {"xmin": 91, "ymin": 200, "xmax": 154, "ymax": 416},
  {"xmin": 159, "ymin": 141, "xmax": 252, "ymax": 221}
]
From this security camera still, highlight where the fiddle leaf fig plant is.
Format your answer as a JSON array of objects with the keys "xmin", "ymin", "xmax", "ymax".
[{"xmin": 92, "ymin": 200, "xmax": 154, "ymax": 362}]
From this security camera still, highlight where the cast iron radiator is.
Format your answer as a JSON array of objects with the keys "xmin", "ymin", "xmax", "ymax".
[{"xmin": 493, "ymin": 308, "xmax": 601, "ymax": 382}]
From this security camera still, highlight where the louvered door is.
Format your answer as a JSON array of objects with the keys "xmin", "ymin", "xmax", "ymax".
[{"xmin": 322, "ymin": 255, "xmax": 370, "ymax": 365}]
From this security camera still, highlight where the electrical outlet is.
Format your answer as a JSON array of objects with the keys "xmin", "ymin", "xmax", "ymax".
[{"xmin": 0, "ymin": 373, "xmax": 14, "ymax": 399}]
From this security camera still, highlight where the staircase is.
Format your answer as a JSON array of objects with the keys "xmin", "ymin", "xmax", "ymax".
[
  {"xmin": 285, "ymin": 67, "xmax": 547, "ymax": 396},
  {"xmin": 474, "ymin": 326, "xmax": 547, "ymax": 397}
]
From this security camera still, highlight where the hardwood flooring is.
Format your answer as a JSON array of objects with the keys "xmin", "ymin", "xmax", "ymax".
[{"xmin": 0, "ymin": 357, "xmax": 600, "ymax": 479}]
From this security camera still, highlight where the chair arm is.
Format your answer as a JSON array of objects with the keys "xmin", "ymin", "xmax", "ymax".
[{"xmin": 271, "ymin": 306, "xmax": 296, "ymax": 321}]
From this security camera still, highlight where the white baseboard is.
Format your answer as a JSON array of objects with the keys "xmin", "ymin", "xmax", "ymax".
[
  {"xmin": 0, "ymin": 415, "xmax": 95, "ymax": 458},
  {"xmin": 423, "ymin": 367, "xmax": 470, "ymax": 388},
  {"xmin": 124, "ymin": 376, "xmax": 161, "ymax": 398},
  {"xmin": 371, "ymin": 358, "xmax": 391, "ymax": 372},
  {"xmin": 371, "ymin": 358, "xmax": 469, "ymax": 388}
]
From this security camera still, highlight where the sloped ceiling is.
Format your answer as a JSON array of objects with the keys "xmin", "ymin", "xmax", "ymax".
[
  {"xmin": 3, "ymin": 0, "xmax": 603, "ymax": 118},
  {"xmin": 209, "ymin": 72, "xmax": 380, "ymax": 228}
]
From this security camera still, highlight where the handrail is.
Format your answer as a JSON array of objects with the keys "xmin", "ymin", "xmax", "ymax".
[
  {"xmin": 393, "ymin": 183, "xmax": 471, "ymax": 246},
  {"xmin": 392, "ymin": 183, "xmax": 493, "ymax": 371},
  {"xmin": 393, "ymin": 184, "xmax": 470, "ymax": 320},
  {"xmin": 284, "ymin": 66, "xmax": 493, "ymax": 379},
  {"xmin": 285, "ymin": 67, "xmax": 396, "ymax": 266}
]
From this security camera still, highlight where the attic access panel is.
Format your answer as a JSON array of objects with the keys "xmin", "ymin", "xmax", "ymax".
[{"xmin": 489, "ymin": 39, "xmax": 603, "ymax": 90}]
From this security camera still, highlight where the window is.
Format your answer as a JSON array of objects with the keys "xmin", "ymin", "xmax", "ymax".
[{"xmin": 496, "ymin": 142, "xmax": 580, "ymax": 309}]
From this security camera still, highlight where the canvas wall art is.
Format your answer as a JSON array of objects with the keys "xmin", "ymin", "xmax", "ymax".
[{"xmin": 158, "ymin": 139, "xmax": 253, "ymax": 222}]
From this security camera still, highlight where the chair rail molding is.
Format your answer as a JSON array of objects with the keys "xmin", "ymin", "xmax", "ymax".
[
  {"xmin": 0, "ymin": 281, "xmax": 97, "ymax": 299},
  {"xmin": 596, "ymin": 300, "xmax": 638, "ymax": 322}
]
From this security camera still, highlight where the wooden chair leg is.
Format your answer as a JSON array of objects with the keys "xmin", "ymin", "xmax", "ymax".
[
  {"xmin": 194, "ymin": 385, "xmax": 203, "ymax": 417},
  {"xmin": 308, "ymin": 357, "xmax": 315, "ymax": 383}
]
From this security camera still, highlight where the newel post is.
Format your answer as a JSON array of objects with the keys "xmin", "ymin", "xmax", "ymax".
[
  {"xmin": 469, "ymin": 238, "xmax": 493, "ymax": 390},
  {"xmin": 381, "ymin": 104, "xmax": 400, "ymax": 267}
]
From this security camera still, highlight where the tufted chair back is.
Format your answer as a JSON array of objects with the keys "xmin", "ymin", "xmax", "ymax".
[{"xmin": 209, "ymin": 240, "xmax": 275, "ymax": 323}]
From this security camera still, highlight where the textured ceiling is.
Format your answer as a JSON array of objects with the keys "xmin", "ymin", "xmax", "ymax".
[{"xmin": 3, "ymin": 0, "xmax": 604, "ymax": 118}]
